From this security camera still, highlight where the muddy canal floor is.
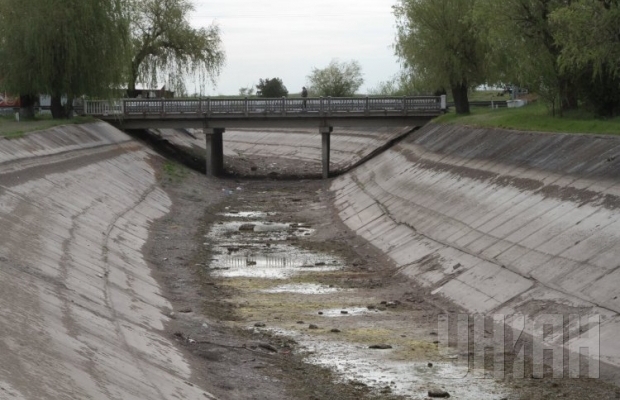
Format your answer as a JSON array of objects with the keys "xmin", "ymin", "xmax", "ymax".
[{"xmin": 144, "ymin": 156, "xmax": 618, "ymax": 400}]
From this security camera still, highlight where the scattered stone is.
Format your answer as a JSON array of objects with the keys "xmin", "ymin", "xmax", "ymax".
[
  {"xmin": 178, "ymin": 307, "xmax": 193, "ymax": 313},
  {"xmin": 428, "ymin": 388, "xmax": 450, "ymax": 398},
  {"xmin": 0, "ymin": 256, "xmax": 7, "ymax": 262},
  {"xmin": 187, "ymin": 339, "xmax": 196, "ymax": 344},
  {"xmin": 380, "ymin": 301, "xmax": 387, "ymax": 305},
  {"xmin": 246, "ymin": 260, "xmax": 257, "ymax": 266},
  {"xmin": 254, "ymin": 322, "xmax": 266, "ymax": 328},
  {"xmin": 367, "ymin": 305, "xmax": 376, "ymax": 310},
  {"xmin": 238, "ymin": 224, "xmax": 256, "ymax": 232},
  {"xmin": 340, "ymin": 310, "xmax": 349, "ymax": 314},
  {"xmin": 428, "ymin": 362, "xmax": 433, "ymax": 368},
  {"xmin": 318, "ymin": 311, "xmax": 323, "ymax": 315},
  {"xmin": 308, "ymin": 324, "xmax": 319, "ymax": 330},
  {"xmin": 250, "ymin": 166, "xmax": 258, "ymax": 171},
  {"xmin": 297, "ymin": 321, "xmax": 305, "ymax": 324},
  {"xmin": 453, "ymin": 263, "xmax": 462, "ymax": 270},
  {"xmin": 369, "ymin": 344, "xmax": 392, "ymax": 349},
  {"xmin": 314, "ymin": 262, "xmax": 326, "ymax": 266},
  {"xmin": 430, "ymin": 331, "xmax": 438, "ymax": 336},
  {"xmin": 258, "ymin": 343, "xmax": 278, "ymax": 353},
  {"xmin": 330, "ymin": 329, "xmax": 341, "ymax": 333}
]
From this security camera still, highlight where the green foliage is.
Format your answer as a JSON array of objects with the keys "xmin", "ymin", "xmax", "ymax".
[
  {"xmin": 306, "ymin": 59, "xmax": 364, "ymax": 97},
  {"xmin": 551, "ymin": 0, "xmax": 620, "ymax": 80},
  {"xmin": 394, "ymin": 0, "xmax": 488, "ymax": 113},
  {"xmin": 128, "ymin": 0, "xmax": 225, "ymax": 94},
  {"xmin": 435, "ymin": 102, "xmax": 620, "ymax": 135},
  {"xmin": 161, "ymin": 160, "xmax": 188, "ymax": 182},
  {"xmin": 256, "ymin": 78, "xmax": 288, "ymax": 98},
  {"xmin": 474, "ymin": 0, "xmax": 580, "ymax": 114},
  {"xmin": 0, "ymin": 0, "xmax": 131, "ymax": 118}
]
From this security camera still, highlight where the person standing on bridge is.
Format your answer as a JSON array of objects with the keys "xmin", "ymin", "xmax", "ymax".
[{"xmin": 301, "ymin": 86, "xmax": 308, "ymax": 109}]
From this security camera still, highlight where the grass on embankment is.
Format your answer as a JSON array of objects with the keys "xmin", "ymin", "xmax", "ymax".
[
  {"xmin": 0, "ymin": 113, "xmax": 96, "ymax": 139},
  {"xmin": 435, "ymin": 101, "xmax": 620, "ymax": 135}
]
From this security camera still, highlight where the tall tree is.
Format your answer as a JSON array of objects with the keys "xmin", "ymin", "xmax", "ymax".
[
  {"xmin": 128, "ymin": 0, "xmax": 225, "ymax": 95},
  {"xmin": 394, "ymin": 0, "xmax": 488, "ymax": 114},
  {"xmin": 256, "ymin": 78, "xmax": 288, "ymax": 97},
  {"xmin": 475, "ymin": 0, "xmax": 580, "ymax": 114},
  {"xmin": 550, "ymin": 0, "xmax": 620, "ymax": 116},
  {"xmin": 551, "ymin": 0, "xmax": 620, "ymax": 78},
  {"xmin": 306, "ymin": 59, "xmax": 364, "ymax": 97},
  {"xmin": 0, "ymin": 0, "xmax": 130, "ymax": 118}
]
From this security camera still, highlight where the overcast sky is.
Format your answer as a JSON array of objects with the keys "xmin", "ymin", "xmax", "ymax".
[{"xmin": 190, "ymin": 0, "xmax": 401, "ymax": 96}]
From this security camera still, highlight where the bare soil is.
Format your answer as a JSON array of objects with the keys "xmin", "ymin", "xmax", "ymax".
[{"xmin": 144, "ymin": 153, "xmax": 620, "ymax": 400}]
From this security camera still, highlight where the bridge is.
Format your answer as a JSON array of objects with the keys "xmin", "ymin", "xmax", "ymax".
[{"xmin": 81, "ymin": 96, "xmax": 446, "ymax": 178}]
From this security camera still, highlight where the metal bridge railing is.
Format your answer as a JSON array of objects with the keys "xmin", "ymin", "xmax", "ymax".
[{"xmin": 81, "ymin": 96, "xmax": 446, "ymax": 117}]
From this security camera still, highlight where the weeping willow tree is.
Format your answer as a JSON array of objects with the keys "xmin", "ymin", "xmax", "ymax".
[
  {"xmin": 394, "ymin": 0, "xmax": 489, "ymax": 114},
  {"xmin": 128, "ymin": 0, "xmax": 225, "ymax": 95},
  {"xmin": 0, "ymin": 0, "xmax": 130, "ymax": 118}
]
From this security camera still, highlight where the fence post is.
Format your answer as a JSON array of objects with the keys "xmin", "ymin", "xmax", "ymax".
[
  {"xmin": 206, "ymin": 98, "xmax": 211, "ymax": 116},
  {"xmin": 403, "ymin": 96, "xmax": 407, "ymax": 115},
  {"xmin": 365, "ymin": 96, "xmax": 370, "ymax": 115},
  {"xmin": 245, "ymin": 97, "xmax": 249, "ymax": 116},
  {"xmin": 320, "ymin": 97, "xmax": 324, "ymax": 114},
  {"xmin": 327, "ymin": 97, "xmax": 331, "ymax": 113},
  {"xmin": 282, "ymin": 96, "xmax": 286, "ymax": 115},
  {"xmin": 121, "ymin": 99, "xmax": 125, "ymax": 115},
  {"xmin": 441, "ymin": 94, "xmax": 447, "ymax": 111}
]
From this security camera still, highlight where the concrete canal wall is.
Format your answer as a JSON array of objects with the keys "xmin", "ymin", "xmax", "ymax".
[
  {"xmin": 331, "ymin": 123, "xmax": 620, "ymax": 381},
  {"xmin": 0, "ymin": 123, "xmax": 215, "ymax": 399}
]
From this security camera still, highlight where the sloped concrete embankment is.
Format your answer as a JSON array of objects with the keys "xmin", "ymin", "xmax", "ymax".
[
  {"xmin": 331, "ymin": 123, "xmax": 620, "ymax": 382},
  {"xmin": 0, "ymin": 123, "xmax": 215, "ymax": 399}
]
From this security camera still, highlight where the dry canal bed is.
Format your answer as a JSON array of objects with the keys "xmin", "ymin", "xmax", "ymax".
[{"xmin": 145, "ymin": 156, "xmax": 620, "ymax": 400}]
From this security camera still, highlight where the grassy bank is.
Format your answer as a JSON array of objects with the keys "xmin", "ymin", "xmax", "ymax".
[
  {"xmin": 0, "ymin": 114, "xmax": 96, "ymax": 139},
  {"xmin": 435, "ymin": 101, "xmax": 620, "ymax": 135}
]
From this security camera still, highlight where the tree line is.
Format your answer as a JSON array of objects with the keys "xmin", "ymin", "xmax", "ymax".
[
  {"xmin": 393, "ymin": 0, "xmax": 620, "ymax": 116},
  {"xmin": 239, "ymin": 59, "xmax": 365, "ymax": 99},
  {"xmin": 0, "ymin": 0, "xmax": 224, "ymax": 119}
]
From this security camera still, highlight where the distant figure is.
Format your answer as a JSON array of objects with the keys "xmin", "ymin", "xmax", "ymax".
[{"xmin": 301, "ymin": 86, "xmax": 308, "ymax": 109}]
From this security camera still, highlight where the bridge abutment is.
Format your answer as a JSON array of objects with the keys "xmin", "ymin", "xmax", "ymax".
[{"xmin": 205, "ymin": 128, "xmax": 224, "ymax": 177}]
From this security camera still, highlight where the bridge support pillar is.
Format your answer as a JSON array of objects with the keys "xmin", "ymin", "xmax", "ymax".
[
  {"xmin": 320, "ymin": 126, "xmax": 333, "ymax": 179},
  {"xmin": 205, "ymin": 128, "xmax": 225, "ymax": 177}
]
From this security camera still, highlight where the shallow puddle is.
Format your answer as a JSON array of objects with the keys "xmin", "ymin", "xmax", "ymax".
[
  {"xmin": 263, "ymin": 284, "xmax": 345, "ymax": 295},
  {"xmin": 220, "ymin": 211, "xmax": 270, "ymax": 218},
  {"xmin": 271, "ymin": 328, "xmax": 511, "ymax": 399},
  {"xmin": 317, "ymin": 307, "xmax": 378, "ymax": 317},
  {"xmin": 207, "ymin": 218, "xmax": 338, "ymax": 279},
  {"xmin": 209, "ymin": 221, "xmax": 314, "ymax": 241}
]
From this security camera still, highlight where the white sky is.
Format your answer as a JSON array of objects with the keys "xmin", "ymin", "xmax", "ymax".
[{"xmin": 190, "ymin": 0, "xmax": 401, "ymax": 96}]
